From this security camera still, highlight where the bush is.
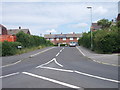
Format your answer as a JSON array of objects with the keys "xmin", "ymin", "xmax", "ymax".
[
  {"xmin": 2, "ymin": 41, "xmax": 22, "ymax": 56},
  {"xmin": 78, "ymin": 28, "xmax": 120, "ymax": 53},
  {"xmin": 1, "ymin": 32, "xmax": 53, "ymax": 56},
  {"xmin": 16, "ymin": 31, "xmax": 53, "ymax": 47}
]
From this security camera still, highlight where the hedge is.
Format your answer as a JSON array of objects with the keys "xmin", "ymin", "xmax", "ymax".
[
  {"xmin": 16, "ymin": 31, "xmax": 53, "ymax": 47},
  {"xmin": 2, "ymin": 41, "xmax": 22, "ymax": 56},
  {"xmin": 1, "ymin": 32, "xmax": 53, "ymax": 56},
  {"xmin": 78, "ymin": 26, "xmax": 120, "ymax": 54}
]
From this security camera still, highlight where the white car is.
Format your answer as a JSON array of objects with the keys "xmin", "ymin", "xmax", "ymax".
[{"xmin": 69, "ymin": 42, "xmax": 77, "ymax": 47}]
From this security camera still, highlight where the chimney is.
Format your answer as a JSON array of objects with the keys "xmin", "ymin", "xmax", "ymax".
[
  {"xmin": 19, "ymin": 26, "xmax": 21, "ymax": 29},
  {"xmin": 61, "ymin": 32, "xmax": 62, "ymax": 34}
]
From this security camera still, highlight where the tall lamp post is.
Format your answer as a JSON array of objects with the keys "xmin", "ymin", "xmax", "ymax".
[{"xmin": 87, "ymin": 6, "xmax": 93, "ymax": 50}]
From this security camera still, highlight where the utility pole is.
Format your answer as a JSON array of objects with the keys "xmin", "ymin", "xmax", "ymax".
[{"xmin": 87, "ymin": 6, "xmax": 93, "ymax": 50}]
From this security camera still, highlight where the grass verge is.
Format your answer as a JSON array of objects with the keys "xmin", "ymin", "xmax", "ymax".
[{"xmin": 16, "ymin": 45, "xmax": 48, "ymax": 55}]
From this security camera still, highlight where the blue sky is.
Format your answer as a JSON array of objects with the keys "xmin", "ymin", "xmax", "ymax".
[{"xmin": 1, "ymin": 0, "xmax": 119, "ymax": 36}]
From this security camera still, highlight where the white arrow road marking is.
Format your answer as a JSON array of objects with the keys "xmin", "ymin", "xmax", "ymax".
[
  {"xmin": 22, "ymin": 72, "xmax": 80, "ymax": 89},
  {"xmin": 0, "ymin": 72, "xmax": 19, "ymax": 79},
  {"xmin": 36, "ymin": 58, "xmax": 63, "ymax": 68},
  {"xmin": 54, "ymin": 58, "xmax": 63, "ymax": 67}
]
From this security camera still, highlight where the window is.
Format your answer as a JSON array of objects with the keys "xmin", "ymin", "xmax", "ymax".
[
  {"xmin": 0, "ymin": 27, "xmax": 1, "ymax": 35},
  {"xmin": 63, "ymin": 38, "xmax": 66, "ymax": 41},
  {"xmin": 70, "ymin": 37, "xmax": 73, "ymax": 40},
  {"xmin": 56, "ymin": 38, "xmax": 59, "ymax": 41},
  {"xmin": 63, "ymin": 42, "xmax": 66, "ymax": 44},
  {"xmin": 50, "ymin": 38, "xmax": 54, "ymax": 41},
  {"xmin": 77, "ymin": 38, "xmax": 79, "ymax": 40}
]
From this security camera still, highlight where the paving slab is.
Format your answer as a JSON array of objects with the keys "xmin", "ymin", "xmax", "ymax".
[{"xmin": 77, "ymin": 46, "xmax": 119, "ymax": 66}]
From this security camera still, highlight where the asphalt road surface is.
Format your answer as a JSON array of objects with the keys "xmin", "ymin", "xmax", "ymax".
[{"xmin": 1, "ymin": 47, "xmax": 119, "ymax": 89}]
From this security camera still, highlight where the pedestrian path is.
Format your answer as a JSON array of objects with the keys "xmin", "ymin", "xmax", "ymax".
[{"xmin": 77, "ymin": 46, "xmax": 119, "ymax": 66}]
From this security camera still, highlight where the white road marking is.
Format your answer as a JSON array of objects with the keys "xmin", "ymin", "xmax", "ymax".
[
  {"xmin": 1, "ymin": 47, "xmax": 55, "ymax": 68},
  {"xmin": 40, "ymin": 67, "xmax": 74, "ymax": 72},
  {"xmin": 60, "ymin": 50, "xmax": 63, "ymax": 53},
  {"xmin": 30, "ymin": 47, "xmax": 55, "ymax": 57},
  {"xmin": 56, "ymin": 52, "xmax": 60, "ymax": 57},
  {"xmin": 56, "ymin": 48, "xmax": 64, "ymax": 57},
  {"xmin": 1, "ymin": 60, "xmax": 22, "ymax": 68},
  {"xmin": 54, "ymin": 58, "xmax": 63, "ymax": 67},
  {"xmin": 76, "ymin": 46, "xmax": 86, "ymax": 56},
  {"xmin": 36, "ymin": 58, "xmax": 55, "ymax": 68},
  {"xmin": 0, "ymin": 72, "xmax": 19, "ymax": 79},
  {"xmin": 36, "ymin": 58, "xmax": 63, "ymax": 68},
  {"xmin": 22, "ymin": 72, "xmax": 80, "ymax": 89},
  {"xmin": 38, "ymin": 66, "xmax": 120, "ymax": 83},
  {"xmin": 75, "ymin": 71, "xmax": 120, "ymax": 83}
]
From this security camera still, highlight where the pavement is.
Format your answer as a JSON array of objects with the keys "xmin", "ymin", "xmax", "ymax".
[
  {"xmin": 0, "ymin": 47, "xmax": 119, "ymax": 89},
  {"xmin": 77, "ymin": 46, "xmax": 119, "ymax": 67}
]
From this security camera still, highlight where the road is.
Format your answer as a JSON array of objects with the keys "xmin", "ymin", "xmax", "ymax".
[{"xmin": 1, "ymin": 47, "xmax": 119, "ymax": 89}]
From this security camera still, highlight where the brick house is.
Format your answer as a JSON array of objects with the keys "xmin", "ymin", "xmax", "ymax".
[
  {"xmin": 7, "ymin": 27, "xmax": 31, "ymax": 35},
  {"xmin": 0, "ymin": 24, "xmax": 16, "ymax": 42},
  {"xmin": 91, "ymin": 23, "xmax": 102, "ymax": 31},
  {"xmin": 117, "ymin": 1, "xmax": 120, "ymax": 21},
  {"xmin": 117, "ymin": 14, "xmax": 120, "ymax": 21},
  {"xmin": 44, "ymin": 33, "xmax": 82, "ymax": 45},
  {"xmin": 0, "ymin": 24, "xmax": 8, "ymax": 35}
]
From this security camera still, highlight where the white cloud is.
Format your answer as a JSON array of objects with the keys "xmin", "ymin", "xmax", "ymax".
[
  {"xmin": 1, "ymin": 2, "xmax": 117, "ymax": 35},
  {"xmin": 94, "ymin": 6, "xmax": 108, "ymax": 15},
  {"xmin": 46, "ymin": 29, "xmax": 57, "ymax": 33},
  {"xmin": 70, "ymin": 23, "xmax": 88, "ymax": 28}
]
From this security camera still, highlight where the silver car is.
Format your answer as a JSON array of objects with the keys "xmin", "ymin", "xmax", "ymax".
[{"xmin": 69, "ymin": 42, "xmax": 77, "ymax": 47}]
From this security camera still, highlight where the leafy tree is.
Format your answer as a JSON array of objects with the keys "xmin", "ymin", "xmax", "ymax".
[{"xmin": 97, "ymin": 19, "xmax": 112, "ymax": 29}]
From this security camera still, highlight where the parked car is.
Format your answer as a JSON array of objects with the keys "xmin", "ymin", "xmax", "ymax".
[{"xmin": 69, "ymin": 42, "xmax": 77, "ymax": 47}]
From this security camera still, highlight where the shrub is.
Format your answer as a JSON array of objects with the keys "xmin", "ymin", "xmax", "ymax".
[
  {"xmin": 16, "ymin": 31, "xmax": 53, "ymax": 47},
  {"xmin": 2, "ymin": 41, "xmax": 22, "ymax": 56},
  {"xmin": 78, "ymin": 29, "xmax": 120, "ymax": 53}
]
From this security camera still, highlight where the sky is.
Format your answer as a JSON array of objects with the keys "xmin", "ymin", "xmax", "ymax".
[{"xmin": 0, "ymin": 0, "xmax": 119, "ymax": 36}]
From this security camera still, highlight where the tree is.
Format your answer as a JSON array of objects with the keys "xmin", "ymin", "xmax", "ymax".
[{"xmin": 97, "ymin": 19, "xmax": 112, "ymax": 29}]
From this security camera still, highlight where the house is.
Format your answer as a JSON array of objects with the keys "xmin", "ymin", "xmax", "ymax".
[
  {"xmin": 117, "ymin": 1, "xmax": 120, "ymax": 21},
  {"xmin": 117, "ymin": 14, "xmax": 120, "ymax": 22},
  {"xmin": 0, "ymin": 24, "xmax": 8, "ymax": 35},
  {"xmin": 44, "ymin": 33, "xmax": 82, "ymax": 45},
  {"xmin": 7, "ymin": 27, "xmax": 31, "ymax": 35},
  {"xmin": 0, "ymin": 24, "xmax": 16, "ymax": 42},
  {"xmin": 118, "ymin": 1, "xmax": 120, "ymax": 14},
  {"xmin": 90, "ymin": 23, "xmax": 102, "ymax": 31}
]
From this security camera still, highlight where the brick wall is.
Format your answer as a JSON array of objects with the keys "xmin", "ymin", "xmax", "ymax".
[
  {"xmin": 0, "ymin": 35, "xmax": 16, "ymax": 42},
  {"xmin": 50, "ymin": 37, "xmax": 78, "ymax": 45}
]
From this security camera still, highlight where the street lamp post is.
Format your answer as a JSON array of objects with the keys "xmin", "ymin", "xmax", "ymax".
[{"xmin": 87, "ymin": 6, "xmax": 93, "ymax": 50}]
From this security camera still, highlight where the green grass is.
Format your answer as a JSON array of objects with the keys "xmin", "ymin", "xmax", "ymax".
[{"xmin": 16, "ymin": 45, "xmax": 47, "ymax": 55}]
